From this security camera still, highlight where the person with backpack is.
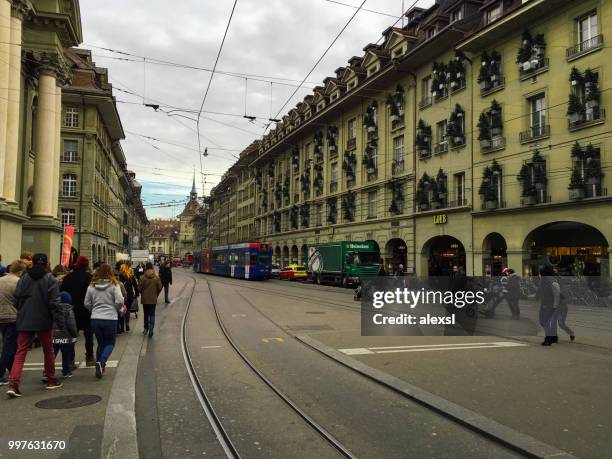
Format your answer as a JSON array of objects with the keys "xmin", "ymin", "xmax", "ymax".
[
  {"xmin": 138, "ymin": 263, "xmax": 162, "ymax": 338},
  {"xmin": 61, "ymin": 256, "xmax": 95, "ymax": 367},
  {"xmin": 118, "ymin": 264, "xmax": 138, "ymax": 332},
  {"xmin": 159, "ymin": 261, "xmax": 173, "ymax": 304},
  {"xmin": 7, "ymin": 254, "xmax": 63, "ymax": 398},
  {"xmin": 43, "ymin": 291, "xmax": 78, "ymax": 381},
  {"xmin": 0, "ymin": 261, "xmax": 26, "ymax": 385},
  {"xmin": 84, "ymin": 264, "xmax": 124, "ymax": 379}
]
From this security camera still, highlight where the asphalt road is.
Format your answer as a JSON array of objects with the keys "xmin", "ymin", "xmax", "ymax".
[
  {"xmin": 179, "ymin": 271, "xmax": 520, "ymax": 458},
  {"xmin": 175, "ymin": 272, "xmax": 612, "ymax": 459}
]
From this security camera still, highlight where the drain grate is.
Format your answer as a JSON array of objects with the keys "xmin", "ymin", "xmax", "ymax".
[
  {"xmin": 286, "ymin": 324, "xmax": 334, "ymax": 331},
  {"xmin": 36, "ymin": 394, "xmax": 102, "ymax": 410}
]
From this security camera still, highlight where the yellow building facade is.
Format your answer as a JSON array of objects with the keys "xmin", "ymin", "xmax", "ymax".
[{"xmin": 203, "ymin": 0, "xmax": 612, "ymax": 279}]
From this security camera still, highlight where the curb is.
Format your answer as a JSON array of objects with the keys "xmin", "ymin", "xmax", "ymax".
[
  {"xmin": 295, "ymin": 334, "xmax": 578, "ymax": 459},
  {"xmin": 101, "ymin": 331, "xmax": 145, "ymax": 459}
]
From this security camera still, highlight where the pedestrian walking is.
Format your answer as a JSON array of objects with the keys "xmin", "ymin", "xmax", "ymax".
[
  {"xmin": 113, "ymin": 264, "xmax": 128, "ymax": 335},
  {"xmin": 0, "ymin": 261, "xmax": 26, "ymax": 385},
  {"xmin": 159, "ymin": 261, "xmax": 173, "ymax": 304},
  {"xmin": 138, "ymin": 263, "xmax": 162, "ymax": 338},
  {"xmin": 84, "ymin": 264, "xmax": 124, "ymax": 379},
  {"xmin": 118, "ymin": 264, "xmax": 138, "ymax": 332},
  {"xmin": 7, "ymin": 253, "xmax": 63, "ymax": 398},
  {"xmin": 505, "ymin": 269, "xmax": 521, "ymax": 319},
  {"xmin": 48, "ymin": 292, "xmax": 78, "ymax": 380},
  {"xmin": 0, "ymin": 254, "xmax": 6, "ymax": 278},
  {"xmin": 61, "ymin": 256, "xmax": 95, "ymax": 366},
  {"xmin": 538, "ymin": 266, "xmax": 560, "ymax": 346}
]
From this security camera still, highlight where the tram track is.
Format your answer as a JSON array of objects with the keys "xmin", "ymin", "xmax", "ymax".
[{"xmin": 180, "ymin": 274, "xmax": 356, "ymax": 459}]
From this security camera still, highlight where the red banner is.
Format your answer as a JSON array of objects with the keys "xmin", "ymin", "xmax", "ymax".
[{"xmin": 61, "ymin": 225, "xmax": 75, "ymax": 267}]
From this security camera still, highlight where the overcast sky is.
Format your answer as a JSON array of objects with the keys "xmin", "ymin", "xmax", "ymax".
[{"xmin": 81, "ymin": 0, "xmax": 433, "ymax": 219}]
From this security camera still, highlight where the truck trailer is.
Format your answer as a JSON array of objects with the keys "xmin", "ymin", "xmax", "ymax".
[{"xmin": 307, "ymin": 241, "xmax": 381, "ymax": 286}]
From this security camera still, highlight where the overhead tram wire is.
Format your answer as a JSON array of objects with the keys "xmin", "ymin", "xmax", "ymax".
[
  {"xmin": 194, "ymin": 0, "xmax": 239, "ymax": 197},
  {"xmin": 324, "ymin": 0, "xmax": 401, "ymax": 18},
  {"xmin": 265, "ymin": 0, "xmax": 369, "ymax": 135}
]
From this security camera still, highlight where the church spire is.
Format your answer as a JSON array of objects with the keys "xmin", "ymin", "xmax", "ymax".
[{"xmin": 190, "ymin": 170, "xmax": 197, "ymax": 200}]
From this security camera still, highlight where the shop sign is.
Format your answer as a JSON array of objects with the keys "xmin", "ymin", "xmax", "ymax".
[{"xmin": 433, "ymin": 214, "xmax": 447, "ymax": 225}]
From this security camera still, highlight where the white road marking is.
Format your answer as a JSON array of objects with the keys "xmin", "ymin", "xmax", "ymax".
[
  {"xmin": 339, "ymin": 341, "xmax": 527, "ymax": 355},
  {"xmin": 200, "ymin": 345, "xmax": 222, "ymax": 349},
  {"xmin": 23, "ymin": 360, "xmax": 119, "ymax": 370}
]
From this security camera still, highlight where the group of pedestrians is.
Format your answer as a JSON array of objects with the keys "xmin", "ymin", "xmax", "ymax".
[
  {"xmin": 479, "ymin": 266, "xmax": 574, "ymax": 345},
  {"xmin": 0, "ymin": 253, "xmax": 171, "ymax": 398}
]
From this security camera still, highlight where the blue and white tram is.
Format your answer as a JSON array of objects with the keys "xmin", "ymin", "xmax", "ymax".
[{"xmin": 201, "ymin": 242, "xmax": 273, "ymax": 280}]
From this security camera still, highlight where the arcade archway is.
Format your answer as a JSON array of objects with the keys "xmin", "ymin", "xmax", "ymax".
[
  {"xmin": 482, "ymin": 232, "xmax": 507, "ymax": 276},
  {"xmin": 385, "ymin": 238, "xmax": 407, "ymax": 274},
  {"xmin": 282, "ymin": 245, "xmax": 289, "ymax": 267},
  {"xmin": 523, "ymin": 222, "xmax": 609, "ymax": 277},
  {"xmin": 290, "ymin": 245, "xmax": 299, "ymax": 264},
  {"xmin": 300, "ymin": 244, "xmax": 308, "ymax": 265},
  {"xmin": 274, "ymin": 246, "xmax": 281, "ymax": 265},
  {"xmin": 423, "ymin": 235, "xmax": 466, "ymax": 276}
]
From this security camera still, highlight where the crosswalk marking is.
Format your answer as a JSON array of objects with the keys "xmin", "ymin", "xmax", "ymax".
[{"xmin": 339, "ymin": 341, "xmax": 527, "ymax": 356}]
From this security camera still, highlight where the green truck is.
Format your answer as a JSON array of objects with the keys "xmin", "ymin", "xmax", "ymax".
[{"xmin": 307, "ymin": 241, "xmax": 381, "ymax": 286}]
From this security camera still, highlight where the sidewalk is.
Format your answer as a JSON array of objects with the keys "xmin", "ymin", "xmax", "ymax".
[{"xmin": 0, "ymin": 312, "xmax": 146, "ymax": 458}]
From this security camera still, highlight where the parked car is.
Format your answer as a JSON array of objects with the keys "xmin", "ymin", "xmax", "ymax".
[
  {"xmin": 279, "ymin": 264, "xmax": 308, "ymax": 281},
  {"xmin": 271, "ymin": 263, "xmax": 281, "ymax": 278},
  {"xmin": 307, "ymin": 241, "xmax": 381, "ymax": 286}
]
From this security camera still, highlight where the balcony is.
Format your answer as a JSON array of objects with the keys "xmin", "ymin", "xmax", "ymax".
[
  {"xmin": 480, "ymin": 135, "xmax": 505, "ymax": 154},
  {"xmin": 450, "ymin": 136, "xmax": 466, "ymax": 149},
  {"xmin": 448, "ymin": 198, "xmax": 468, "ymax": 207},
  {"xmin": 329, "ymin": 146, "xmax": 339, "ymax": 159},
  {"xmin": 434, "ymin": 141, "xmax": 449, "ymax": 155},
  {"xmin": 569, "ymin": 108, "xmax": 606, "ymax": 131},
  {"xmin": 418, "ymin": 96, "xmax": 432, "ymax": 110},
  {"xmin": 519, "ymin": 58, "xmax": 549, "ymax": 81},
  {"xmin": 566, "ymin": 35, "xmax": 603, "ymax": 61},
  {"xmin": 480, "ymin": 200, "xmax": 507, "ymax": 211},
  {"xmin": 418, "ymin": 148, "xmax": 432, "ymax": 160},
  {"xmin": 346, "ymin": 138, "xmax": 357, "ymax": 151},
  {"xmin": 480, "ymin": 76, "xmax": 505, "ymax": 97},
  {"xmin": 449, "ymin": 79, "xmax": 466, "ymax": 94},
  {"xmin": 519, "ymin": 124, "xmax": 550, "ymax": 144}
]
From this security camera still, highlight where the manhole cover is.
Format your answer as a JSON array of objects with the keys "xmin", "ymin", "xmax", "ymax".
[
  {"xmin": 305, "ymin": 311, "xmax": 326, "ymax": 315},
  {"xmin": 286, "ymin": 325, "xmax": 334, "ymax": 331},
  {"xmin": 36, "ymin": 394, "xmax": 102, "ymax": 410}
]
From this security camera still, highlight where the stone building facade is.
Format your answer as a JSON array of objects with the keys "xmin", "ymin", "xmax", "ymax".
[{"xmin": 199, "ymin": 0, "xmax": 612, "ymax": 278}]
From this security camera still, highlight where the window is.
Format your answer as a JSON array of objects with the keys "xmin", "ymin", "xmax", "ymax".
[
  {"xmin": 64, "ymin": 108, "xmax": 79, "ymax": 128},
  {"xmin": 331, "ymin": 163, "xmax": 338, "ymax": 183},
  {"xmin": 426, "ymin": 27, "xmax": 437, "ymax": 39},
  {"xmin": 348, "ymin": 118, "xmax": 357, "ymax": 139},
  {"xmin": 63, "ymin": 140, "xmax": 78, "ymax": 162},
  {"xmin": 450, "ymin": 7, "xmax": 463, "ymax": 23},
  {"xmin": 367, "ymin": 190, "xmax": 377, "ymax": 218},
  {"xmin": 454, "ymin": 173, "xmax": 465, "ymax": 205},
  {"xmin": 529, "ymin": 94, "xmax": 547, "ymax": 136},
  {"xmin": 62, "ymin": 174, "xmax": 77, "ymax": 197},
  {"xmin": 421, "ymin": 76, "xmax": 432, "ymax": 106},
  {"xmin": 485, "ymin": 2, "xmax": 502, "ymax": 24},
  {"xmin": 578, "ymin": 12, "xmax": 598, "ymax": 44},
  {"xmin": 393, "ymin": 136, "xmax": 404, "ymax": 163},
  {"xmin": 437, "ymin": 120, "xmax": 448, "ymax": 144},
  {"xmin": 60, "ymin": 208, "xmax": 76, "ymax": 227},
  {"xmin": 315, "ymin": 203, "xmax": 322, "ymax": 226}
]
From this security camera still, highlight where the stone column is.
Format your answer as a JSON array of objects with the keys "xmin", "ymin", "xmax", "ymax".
[
  {"xmin": 52, "ymin": 84, "xmax": 61, "ymax": 217},
  {"xmin": 32, "ymin": 70, "xmax": 57, "ymax": 218},
  {"xmin": 507, "ymin": 250, "xmax": 528, "ymax": 277},
  {"xmin": 3, "ymin": 2, "xmax": 26, "ymax": 203},
  {"xmin": 0, "ymin": 0, "xmax": 11, "ymax": 200}
]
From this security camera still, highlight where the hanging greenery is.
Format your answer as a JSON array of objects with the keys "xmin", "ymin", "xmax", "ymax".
[
  {"xmin": 416, "ymin": 173, "xmax": 431, "ymax": 210},
  {"xmin": 327, "ymin": 197, "xmax": 338, "ymax": 224},
  {"xmin": 291, "ymin": 147, "xmax": 300, "ymax": 170},
  {"xmin": 283, "ymin": 176, "xmax": 290, "ymax": 198},
  {"xmin": 363, "ymin": 103, "xmax": 378, "ymax": 132},
  {"xmin": 273, "ymin": 211, "xmax": 281, "ymax": 233},
  {"xmin": 363, "ymin": 144, "xmax": 376, "ymax": 171},
  {"xmin": 300, "ymin": 169, "xmax": 310, "ymax": 194}
]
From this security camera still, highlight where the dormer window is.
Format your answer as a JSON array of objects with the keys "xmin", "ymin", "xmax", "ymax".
[
  {"xmin": 347, "ymin": 79, "xmax": 357, "ymax": 90},
  {"xmin": 485, "ymin": 2, "xmax": 502, "ymax": 24},
  {"xmin": 317, "ymin": 102, "xmax": 326, "ymax": 112},
  {"xmin": 330, "ymin": 91, "xmax": 339, "ymax": 102},
  {"xmin": 305, "ymin": 111, "xmax": 312, "ymax": 120},
  {"xmin": 450, "ymin": 7, "xmax": 463, "ymax": 24}
]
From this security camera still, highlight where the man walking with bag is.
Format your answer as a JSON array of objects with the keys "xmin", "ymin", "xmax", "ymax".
[{"xmin": 7, "ymin": 254, "xmax": 63, "ymax": 398}]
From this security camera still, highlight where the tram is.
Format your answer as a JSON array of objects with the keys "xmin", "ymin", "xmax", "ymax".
[{"xmin": 194, "ymin": 242, "xmax": 273, "ymax": 280}]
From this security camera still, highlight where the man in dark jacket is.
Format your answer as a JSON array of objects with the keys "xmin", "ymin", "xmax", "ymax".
[
  {"xmin": 159, "ymin": 261, "xmax": 172, "ymax": 304},
  {"xmin": 61, "ymin": 256, "xmax": 94, "ymax": 366},
  {"xmin": 7, "ymin": 253, "xmax": 63, "ymax": 397}
]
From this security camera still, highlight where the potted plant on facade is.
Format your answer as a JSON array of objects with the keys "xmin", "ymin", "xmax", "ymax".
[
  {"xmin": 300, "ymin": 204, "xmax": 310, "ymax": 228},
  {"xmin": 518, "ymin": 163, "xmax": 536, "ymax": 206},
  {"xmin": 567, "ymin": 93, "xmax": 584, "ymax": 125},
  {"xmin": 533, "ymin": 33, "xmax": 546, "ymax": 57},
  {"xmin": 416, "ymin": 174, "xmax": 430, "ymax": 211},
  {"xmin": 478, "ymin": 112, "xmax": 491, "ymax": 149},
  {"xmin": 363, "ymin": 105, "xmax": 377, "ymax": 133},
  {"xmin": 416, "ymin": 120, "xmax": 431, "ymax": 157},
  {"xmin": 436, "ymin": 169, "xmax": 447, "ymax": 204},
  {"xmin": 387, "ymin": 94, "xmax": 400, "ymax": 122},
  {"xmin": 568, "ymin": 169, "xmax": 585, "ymax": 200},
  {"xmin": 268, "ymin": 162, "xmax": 275, "ymax": 178},
  {"xmin": 478, "ymin": 64, "xmax": 489, "ymax": 91},
  {"xmin": 570, "ymin": 67, "xmax": 582, "ymax": 86},
  {"xmin": 585, "ymin": 156, "xmax": 604, "ymax": 185},
  {"xmin": 571, "ymin": 142, "xmax": 583, "ymax": 161},
  {"xmin": 490, "ymin": 101, "xmax": 503, "ymax": 137}
]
